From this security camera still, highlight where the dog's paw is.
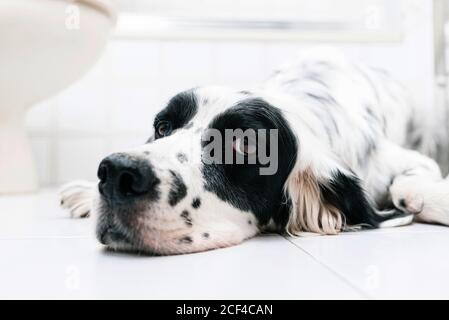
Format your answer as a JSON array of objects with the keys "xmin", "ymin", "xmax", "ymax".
[
  {"xmin": 59, "ymin": 180, "xmax": 96, "ymax": 218},
  {"xmin": 389, "ymin": 177, "xmax": 424, "ymax": 214}
]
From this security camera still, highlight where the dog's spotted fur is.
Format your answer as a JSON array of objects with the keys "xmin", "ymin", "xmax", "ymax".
[{"xmin": 61, "ymin": 49, "xmax": 449, "ymax": 255}]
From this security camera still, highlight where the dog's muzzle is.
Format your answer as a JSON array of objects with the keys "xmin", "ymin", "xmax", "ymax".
[{"xmin": 96, "ymin": 153, "xmax": 160, "ymax": 246}]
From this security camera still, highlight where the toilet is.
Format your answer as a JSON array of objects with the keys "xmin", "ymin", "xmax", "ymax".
[{"xmin": 0, "ymin": 0, "xmax": 116, "ymax": 193}]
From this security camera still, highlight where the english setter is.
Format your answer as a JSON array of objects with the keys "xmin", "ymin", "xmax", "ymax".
[{"xmin": 60, "ymin": 50, "xmax": 449, "ymax": 255}]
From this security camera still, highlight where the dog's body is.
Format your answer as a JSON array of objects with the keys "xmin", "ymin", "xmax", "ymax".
[{"xmin": 61, "ymin": 50, "xmax": 449, "ymax": 255}]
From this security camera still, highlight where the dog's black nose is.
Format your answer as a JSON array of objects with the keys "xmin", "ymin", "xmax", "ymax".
[{"xmin": 97, "ymin": 153, "xmax": 159, "ymax": 203}]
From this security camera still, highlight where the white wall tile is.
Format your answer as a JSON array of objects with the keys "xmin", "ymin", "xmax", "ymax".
[
  {"xmin": 30, "ymin": 137, "xmax": 53, "ymax": 186},
  {"xmin": 264, "ymin": 43, "xmax": 307, "ymax": 72},
  {"xmin": 214, "ymin": 42, "xmax": 268, "ymax": 88},
  {"xmin": 56, "ymin": 138, "xmax": 108, "ymax": 184},
  {"xmin": 25, "ymin": 99, "xmax": 56, "ymax": 131},
  {"xmin": 106, "ymin": 134, "xmax": 149, "ymax": 154},
  {"xmin": 105, "ymin": 40, "xmax": 161, "ymax": 82},
  {"xmin": 109, "ymin": 84, "xmax": 160, "ymax": 132},
  {"xmin": 160, "ymin": 41, "xmax": 215, "ymax": 85},
  {"xmin": 56, "ymin": 61, "xmax": 109, "ymax": 132}
]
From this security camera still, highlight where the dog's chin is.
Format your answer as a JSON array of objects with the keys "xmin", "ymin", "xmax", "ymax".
[
  {"xmin": 94, "ymin": 197, "xmax": 253, "ymax": 256},
  {"xmin": 103, "ymin": 240, "xmax": 158, "ymax": 256},
  {"xmin": 94, "ymin": 212, "xmax": 202, "ymax": 256},
  {"xmin": 97, "ymin": 223, "xmax": 244, "ymax": 256},
  {"xmin": 100, "ymin": 236, "xmax": 195, "ymax": 256},
  {"xmin": 98, "ymin": 225, "xmax": 168, "ymax": 255}
]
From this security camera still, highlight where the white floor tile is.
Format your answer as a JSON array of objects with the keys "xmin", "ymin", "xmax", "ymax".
[
  {"xmin": 288, "ymin": 225, "xmax": 449, "ymax": 299},
  {"xmin": 0, "ymin": 190, "xmax": 92, "ymax": 239},
  {"xmin": 5, "ymin": 190, "xmax": 449, "ymax": 299},
  {"xmin": 338, "ymin": 223, "xmax": 449, "ymax": 235},
  {"xmin": 0, "ymin": 190, "xmax": 361, "ymax": 299},
  {"xmin": 0, "ymin": 236, "xmax": 361, "ymax": 300}
]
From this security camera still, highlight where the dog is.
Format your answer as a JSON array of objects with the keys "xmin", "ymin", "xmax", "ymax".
[{"xmin": 60, "ymin": 49, "xmax": 449, "ymax": 255}]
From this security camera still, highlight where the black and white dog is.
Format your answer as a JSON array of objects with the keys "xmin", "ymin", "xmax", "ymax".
[{"xmin": 60, "ymin": 50, "xmax": 449, "ymax": 255}]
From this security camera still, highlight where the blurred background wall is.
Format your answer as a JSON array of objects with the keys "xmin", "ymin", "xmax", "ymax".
[{"xmin": 25, "ymin": 0, "xmax": 443, "ymax": 186}]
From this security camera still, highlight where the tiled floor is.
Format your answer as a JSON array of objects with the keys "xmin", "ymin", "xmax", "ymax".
[{"xmin": 1, "ymin": 189, "xmax": 449, "ymax": 299}]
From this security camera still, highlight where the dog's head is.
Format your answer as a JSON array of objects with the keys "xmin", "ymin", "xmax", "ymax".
[
  {"xmin": 94, "ymin": 86, "xmax": 300, "ymax": 254},
  {"xmin": 94, "ymin": 85, "xmax": 385, "ymax": 255}
]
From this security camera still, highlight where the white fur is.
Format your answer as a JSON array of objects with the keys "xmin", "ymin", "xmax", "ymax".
[{"xmin": 59, "ymin": 180, "xmax": 96, "ymax": 218}]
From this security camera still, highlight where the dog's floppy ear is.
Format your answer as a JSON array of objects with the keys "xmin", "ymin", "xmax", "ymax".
[
  {"xmin": 284, "ymin": 163, "xmax": 389, "ymax": 235},
  {"xmin": 285, "ymin": 167, "xmax": 343, "ymax": 235}
]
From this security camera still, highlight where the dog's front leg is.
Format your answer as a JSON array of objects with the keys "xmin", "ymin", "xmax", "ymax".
[
  {"xmin": 385, "ymin": 143, "xmax": 449, "ymax": 226},
  {"xmin": 391, "ymin": 177, "xmax": 449, "ymax": 226},
  {"xmin": 59, "ymin": 180, "xmax": 96, "ymax": 218}
]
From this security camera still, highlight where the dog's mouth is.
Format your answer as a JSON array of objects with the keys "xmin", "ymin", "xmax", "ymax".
[
  {"xmin": 93, "ymin": 189, "xmax": 257, "ymax": 256},
  {"xmin": 97, "ymin": 226, "xmax": 158, "ymax": 255},
  {"xmin": 94, "ymin": 206, "xmax": 194, "ymax": 255},
  {"xmin": 97, "ymin": 224, "xmax": 141, "ymax": 251},
  {"xmin": 95, "ymin": 193, "xmax": 153, "ymax": 251},
  {"xmin": 98, "ymin": 227, "xmax": 130, "ymax": 245}
]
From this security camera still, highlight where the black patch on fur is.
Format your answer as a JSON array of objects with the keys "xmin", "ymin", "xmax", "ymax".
[
  {"xmin": 302, "ymin": 71, "xmax": 330, "ymax": 88},
  {"xmin": 143, "ymin": 151, "xmax": 150, "ymax": 155},
  {"xmin": 180, "ymin": 210, "xmax": 189, "ymax": 218},
  {"xmin": 305, "ymin": 92, "xmax": 338, "ymax": 106},
  {"xmin": 202, "ymin": 97, "xmax": 297, "ymax": 227},
  {"xmin": 168, "ymin": 170, "xmax": 187, "ymax": 207},
  {"xmin": 152, "ymin": 90, "xmax": 198, "ymax": 140},
  {"xmin": 184, "ymin": 122, "xmax": 194, "ymax": 129},
  {"xmin": 402, "ymin": 169, "xmax": 415, "ymax": 177},
  {"xmin": 202, "ymin": 232, "xmax": 209, "ymax": 238},
  {"xmin": 239, "ymin": 90, "xmax": 252, "ymax": 95},
  {"xmin": 320, "ymin": 171, "xmax": 408, "ymax": 227},
  {"xmin": 176, "ymin": 153, "xmax": 188, "ymax": 163},
  {"xmin": 406, "ymin": 116, "xmax": 423, "ymax": 150},
  {"xmin": 191, "ymin": 197, "xmax": 201, "ymax": 209},
  {"xmin": 357, "ymin": 106, "xmax": 379, "ymax": 162},
  {"xmin": 248, "ymin": 220, "xmax": 252, "ymax": 225},
  {"xmin": 179, "ymin": 236, "xmax": 193, "ymax": 244},
  {"xmin": 303, "ymin": 91, "xmax": 342, "ymax": 147},
  {"xmin": 180, "ymin": 210, "xmax": 192, "ymax": 226}
]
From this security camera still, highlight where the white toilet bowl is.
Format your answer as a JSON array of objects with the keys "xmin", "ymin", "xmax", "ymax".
[{"xmin": 0, "ymin": 0, "xmax": 116, "ymax": 193}]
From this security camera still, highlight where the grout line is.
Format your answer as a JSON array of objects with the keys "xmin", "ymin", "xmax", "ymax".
[
  {"xmin": 28, "ymin": 130, "xmax": 151, "ymax": 138},
  {"xmin": 0, "ymin": 236, "xmax": 93, "ymax": 241},
  {"xmin": 283, "ymin": 236, "xmax": 372, "ymax": 299},
  {"xmin": 49, "ymin": 98, "xmax": 59, "ymax": 186}
]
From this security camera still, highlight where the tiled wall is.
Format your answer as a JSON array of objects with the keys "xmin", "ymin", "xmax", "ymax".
[{"xmin": 25, "ymin": 2, "xmax": 435, "ymax": 187}]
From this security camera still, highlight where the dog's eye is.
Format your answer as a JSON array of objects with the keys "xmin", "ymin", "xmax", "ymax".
[
  {"xmin": 233, "ymin": 137, "xmax": 257, "ymax": 155},
  {"xmin": 156, "ymin": 121, "xmax": 172, "ymax": 137}
]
